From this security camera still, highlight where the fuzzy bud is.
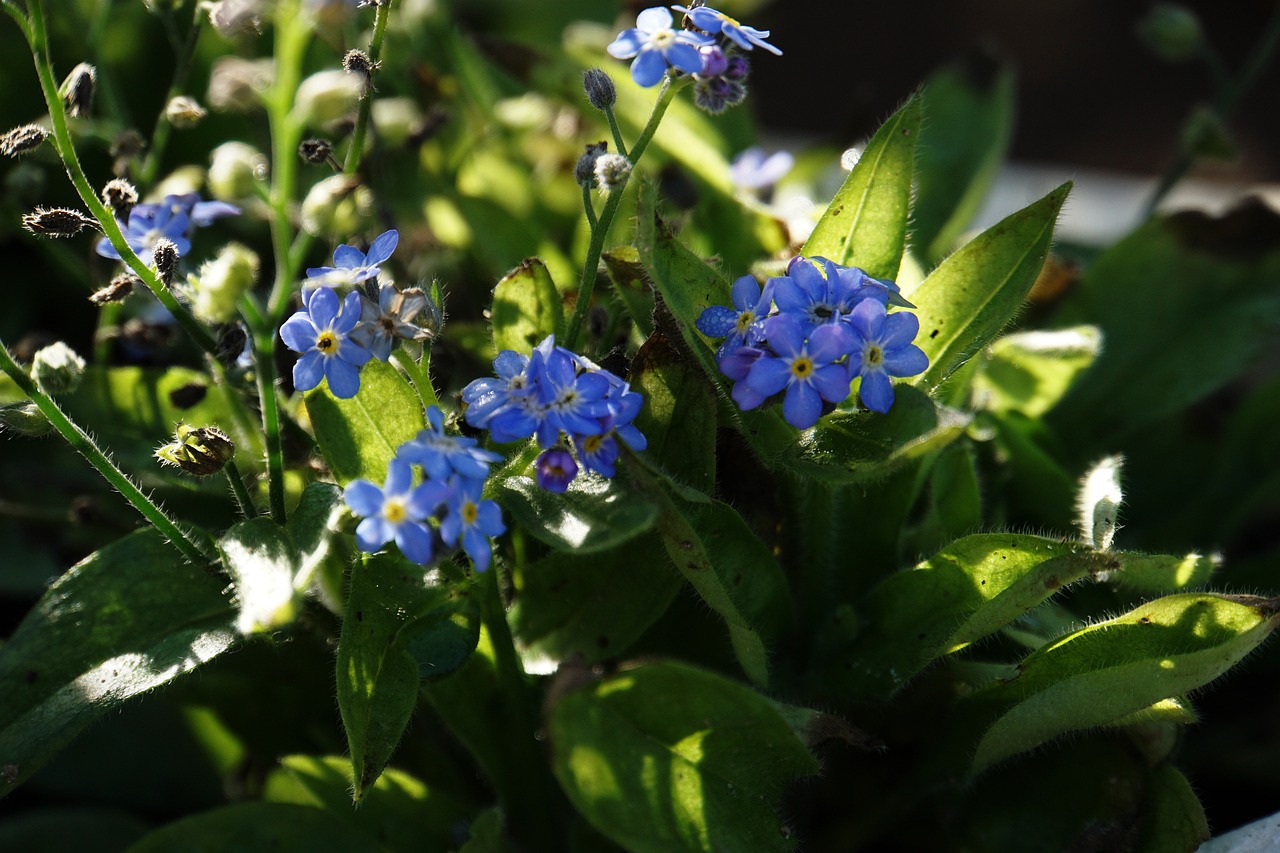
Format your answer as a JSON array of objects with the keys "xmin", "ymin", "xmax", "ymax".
[
  {"xmin": 0, "ymin": 402, "xmax": 53, "ymax": 437},
  {"xmin": 207, "ymin": 0, "xmax": 263, "ymax": 38},
  {"xmin": 216, "ymin": 323, "xmax": 249, "ymax": 369},
  {"xmin": 89, "ymin": 273, "xmax": 139, "ymax": 306},
  {"xmin": 32, "ymin": 341, "xmax": 86, "ymax": 394},
  {"xmin": 101, "ymin": 178, "xmax": 139, "ymax": 221},
  {"xmin": 593, "ymin": 152, "xmax": 632, "ymax": 194},
  {"xmin": 1, "ymin": 124, "xmax": 48, "ymax": 158},
  {"xmin": 22, "ymin": 206, "xmax": 97, "ymax": 238},
  {"xmin": 208, "ymin": 141, "xmax": 268, "ymax": 201},
  {"xmin": 164, "ymin": 95, "xmax": 208, "ymax": 128},
  {"xmin": 582, "ymin": 67, "xmax": 617, "ymax": 110},
  {"xmin": 574, "ymin": 141, "xmax": 607, "ymax": 187},
  {"xmin": 294, "ymin": 69, "xmax": 362, "ymax": 127},
  {"xmin": 300, "ymin": 173, "xmax": 371, "ymax": 237},
  {"xmin": 207, "ymin": 56, "xmax": 273, "ymax": 112},
  {"xmin": 153, "ymin": 238, "xmax": 180, "ymax": 284},
  {"xmin": 1077, "ymin": 455, "xmax": 1124, "ymax": 551},
  {"xmin": 60, "ymin": 63, "xmax": 96, "ymax": 119},
  {"xmin": 189, "ymin": 243, "xmax": 259, "ymax": 324},
  {"xmin": 298, "ymin": 137, "xmax": 337, "ymax": 167},
  {"xmin": 155, "ymin": 424, "xmax": 235, "ymax": 476},
  {"xmin": 342, "ymin": 49, "xmax": 379, "ymax": 98},
  {"xmin": 371, "ymin": 98, "xmax": 423, "ymax": 148}
]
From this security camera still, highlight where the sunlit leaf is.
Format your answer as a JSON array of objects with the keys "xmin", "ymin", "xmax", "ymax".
[
  {"xmin": 306, "ymin": 359, "xmax": 426, "ymax": 484},
  {"xmin": 491, "ymin": 257, "xmax": 563, "ymax": 354},
  {"xmin": 496, "ymin": 473, "xmax": 658, "ymax": 554}
]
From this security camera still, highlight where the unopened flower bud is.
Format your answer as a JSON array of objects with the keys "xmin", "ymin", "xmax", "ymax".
[
  {"xmin": 101, "ymin": 178, "xmax": 139, "ymax": 221},
  {"xmin": 294, "ymin": 69, "xmax": 361, "ymax": 127},
  {"xmin": 1182, "ymin": 106, "xmax": 1236, "ymax": 161},
  {"xmin": 300, "ymin": 173, "xmax": 371, "ymax": 237},
  {"xmin": 342, "ymin": 49, "xmax": 379, "ymax": 98},
  {"xmin": 89, "ymin": 273, "xmax": 139, "ymax": 305},
  {"xmin": 216, "ymin": 323, "xmax": 249, "ymax": 369},
  {"xmin": 189, "ymin": 242, "xmax": 259, "ymax": 324},
  {"xmin": 208, "ymin": 0, "xmax": 263, "ymax": 38},
  {"xmin": 32, "ymin": 341, "xmax": 86, "ymax": 394},
  {"xmin": 574, "ymin": 141, "xmax": 607, "ymax": 187},
  {"xmin": 153, "ymin": 238, "xmax": 180, "ymax": 284},
  {"xmin": 208, "ymin": 141, "xmax": 268, "ymax": 201},
  {"xmin": 207, "ymin": 56, "xmax": 273, "ymax": 112},
  {"xmin": 1138, "ymin": 4, "xmax": 1203, "ymax": 62},
  {"xmin": 582, "ymin": 67, "xmax": 617, "ymax": 110},
  {"xmin": 22, "ymin": 206, "xmax": 97, "ymax": 238},
  {"xmin": 60, "ymin": 63, "xmax": 96, "ymax": 118},
  {"xmin": 110, "ymin": 130, "xmax": 146, "ymax": 177},
  {"xmin": 0, "ymin": 402, "xmax": 53, "ymax": 437},
  {"xmin": 1, "ymin": 124, "xmax": 48, "ymax": 158},
  {"xmin": 371, "ymin": 98, "xmax": 423, "ymax": 147},
  {"xmin": 155, "ymin": 423, "xmax": 235, "ymax": 476},
  {"xmin": 593, "ymin": 152, "xmax": 632, "ymax": 194},
  {"xmin": 164, "ymin": 95, "xmax": 208, "ymax": 128},
  {"xmin": 298, "ymin": 137, "xmax": 337, "ymax": 167}
]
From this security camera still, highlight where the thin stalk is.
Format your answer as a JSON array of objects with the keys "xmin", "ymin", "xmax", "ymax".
[
  {"xmin": 139, "ymin": 1, "xmax": 204, "ymax": 187},
  {"xmin": 240, "ymin": 294, "xmax": 288, "ymax": 523},
  {"xmin": 580, "ymin": 184, "xmax": 598, "ymax": 230},
  {"xmin": 564, "ymin": 74, "xmax": 683, "ymax": 351},
  {"xmin": 602, "ymin": 103, "xmax": 628, "ymax": 158},
  {"xmin": 0, "ymin": 338, "xmax": 215, "ymax": 565},
  {"xmin": 223, "ymin": 460, "xmax": 257, "ymax": 518},
  {"xmin": 342, "ymin": 0, "xmax": 394, "ymax": 175}
]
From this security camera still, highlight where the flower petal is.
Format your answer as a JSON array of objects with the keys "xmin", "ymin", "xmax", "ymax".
[
  {"xmin": 332, "ymin": 243, "xmax": 365, "ymax": 270},
  {"xmin": 881, "ymin": 310, "xmax": 921, "ymax": 350},
  {"xmin": 636, "ymin": 6, "xmax": 673, "ymax": 32},
  {"xmin": 308, "ymin": 286, "xmax": 340, "ymax": 329},
  {"xmin": 859, "ymin": 370, "xmax": 894, "ymax": 413},
  {"xmin": 665, "ymin": 41, "xmax": 705, "ymax": 74},
  {"xmin": 384, "ymin": 458, "xmax": 413, "ymax": 496},
  {"xmin": 343, "ymin": 479, "xmax": 385, "ymax": 517},
  {"xmin": 607, "ymin": 28, "xmax": 643, "ymax": 59},
  {"xmin": 395, "ymin": 521, "xmax": 435, "ymax": 565},
  {"xmin": 325, "ymin": 357, "xmax": 363, "ymax": 399},
  {"xmin": 884, "ymin": 344, "xmax": 929, "ymax": 378},
  {"xmin": 630, "ymin": 48, "xmax": 669, "ymax": 87},
  {"xmin": 745, "ymin": 353, "xmax": 792, "ymax": 396},
  {"xmin": 782, "ymin": 382, "xmax": 822, "ymax": 430},
  {"xmin": 366, "ymin": 229, "xmax": 399, "ymax": 266},
  {"xmin": 293, "ymin": 350, "xmax": 325, "ymax": 392},
  {"xmin": 356, "ymin": 516, "xmax": 391, "ymax": 553},
  {"xmin": 280, "ymin": 312, "xmax": 317, "ymax": 353}
]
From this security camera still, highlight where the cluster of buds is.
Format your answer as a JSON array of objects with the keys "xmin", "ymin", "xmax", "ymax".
[{"xmin": 155, "ymin": 423, "xmax": 235, "ymax": 477}]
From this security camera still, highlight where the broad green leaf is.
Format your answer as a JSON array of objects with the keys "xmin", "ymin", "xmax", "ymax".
[
  {"xmin": 511, "ymin": 534, "xmax": 683, "ymax": 666},
  {"xmin": 913, "ymin": 56, "xmax": 1015, "ymax": 264},
  {"xmin": 901, "ymin": 441, "xmax": 983, "ymax": 557},
  {"xmin": 910, "ymin": 182, "xmax": 1070, "ymax": 390},
  {"xmin": 124, "ymin": 802, "xmax": 382, "ymax": 852},
  {"xmin": 549, "ymin": 661, "xmax": 819, "ymax": 853},
  {"xmin": 497, "ymin": 473, "xmax": 658, "ymax": 554},
  {"xmin": 630, "ymin": 327, "xmax": 717, "ymax": 495},
  {"xmin": 491, "ymin": 257, "xmax": 563, "ymax": 354},
  {"xmin": 603, "ymin": 247, "xmax": 656, "ymax": 339},
  {"xmin": 218, "ymin": 518, "xmax": 300, "ymax": 635},
  {"xmin": 803, "ymin": 93, "xmax": 921, "ymax": 279},
  {"xmin": 970, "ymin": 593, "xmax": 1280, "ymax": 773},
  {"xmin": 306, "ymin": 358, "xmax": 426, "ymax": 484},
  {"xmin": 286, "ymin": 481, "xmax": 344, "ymax": 587},
  {"xmin": 1113, "ymin": 551, "xmax": 1218, "ymax": 592},
  {"xmin": 1138, "ymin": 766, "xmax": 1210, "ymax": 853},
  {"xmin": 826, "ymin": 534, "xmax": 1102, "ymax": 699},
  {"xmin": 338, "ymin": 557, "xmax": 479, "ymax": 798},
  {"xmin": 0, "ymin": 530, "xmax": 235, "ymax": 798},
  {"xmin": 263, "ymin": 754, "xmax": 471, "ymax": 851},
  {"xmin": 972, "ymin": 326, "xmax": 1101, "ymax": 417},
  {"xmin": 987, "ymin": 411, "xmax": 1076, "ymax": 527}
]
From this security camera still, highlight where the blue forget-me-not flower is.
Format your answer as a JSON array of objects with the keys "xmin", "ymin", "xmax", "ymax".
[
  {"xmin": 305, "ymin": 228, "xmax": 399, "ymax": 288},
  {"xmin": 343, "ymin": 459, "xmax": 450, "ymax": 565},
  {"xmin": 607, "ymin": 7, "xmax": 712, "ymax": 87},
  {"xmin": 673, "ymin": 5, "xmax": 782, "ymax": 55},
  {"xmin": 279, "ymin": 286, "xmax": 372, "ymax": 398}
]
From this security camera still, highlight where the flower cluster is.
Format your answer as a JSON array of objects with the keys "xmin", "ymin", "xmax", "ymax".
[
  {"xmin": 696, "ymin": 257, "xmax": 929, "ymax": 428},
  {"xmin": 607, "ymin": 6, "xmax": 780, "ymax": 114},
  {"xmin": 461, "ymin": 336, "xmax": 647, "ymax": 493},
  {"xmin": 281, "ymin": 229, "xmax": 438, "ymax": 398},
  {"xmin": 95, "ymin": 192, "xmax": 239, "ymax": 262},
  {"xmin": 343, "ymin": 406, "xmax": 505, "ymax": 571}
]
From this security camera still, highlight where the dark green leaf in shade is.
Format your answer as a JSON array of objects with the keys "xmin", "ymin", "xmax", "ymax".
[
  {"xmin": 491, "ymin": 257, "xmax": 564, "ymax": 354},
  {"xmin": 630, "ymin": 327, "xmax": 717, "ymax": 495},
  {"xmin": 123, "ymin": 802, "xmax": 382, "ymax": 852},
  {"xmin": 548, "ymin": 661, "xmax": 819, "ymax": 853},
  {"xmin": 337, "ymin": 556, "xmax": 479, "ymax": 798},
  {"xmin": 459, "ymin": 807, "xmax": 510, "ymax": 853},
  {"xmin": 286, "ymin": 482, "xmax": 345, "ymax": 586},
  {"xmin": 511, "ymin": 534, "xmax": 683, "ymax": 666},
  {"xmin": 803, "ymin": 94, "xmax": 921, "ymax": 280},
  {"xmin": 971, "ymin": 325, "xmax": 1101, "ymax": 418},
  {"xmin": 1112, "ymin": 551, "xmax": 1219, "ymax": 592},
  {"xmin": 496, "ymin": 473, "xmax": 658, "ymax": 554},
  {"xmin": 305, "ymin": 358, "xmax": 426, "ymax": 484},
  {"xmin": 901, "ymin": 441, "xmax": 984, "ymax": 558},
  {"xmin": 262, "ymin": 754, "xmax": 472, "ymax": 851},
  {"xmin": 603, "ymin": 247, "xmax": 656, "ymax": 339},
  {"xmin": 909, "ymin": 182, "xmax": 1070, "ymax": 391},
  {"xmin": 0, "ymin": 807, "xmax": 148, "ymax": 853},
  {"xmin": 1137, "ymin": 765, "xmax": 1211, "ymax": 853},
  {"xmin": 912, "ymin": 54, "xmax": 1016, "ymax": 264},
  {"xmin": 0, "ymin": 530, "xmax": 235, "ymax": 798}
]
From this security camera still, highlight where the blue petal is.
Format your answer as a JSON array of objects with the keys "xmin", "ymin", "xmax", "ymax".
[
  {"xmin": 607, "ymin": 29, "xmax": 643, "ymax": 59},
  {"xmin": 189, "ymin": 200, "xmax": 241, "ymax": 226},
  {"xmin": 860, "ymin": 370, "xmax": 894, "ymax": 413},
  {"xmin": 344, "ymin": 479, "xmax": 385, "ymax": 517},
  {"xmin": 637, "ymin": 6, "xmax": 673, "ymax": 32},
  {"xmin": 849, "ymin": 298, "xmax": 885, "ymax": 340},
  {"xmin": 384, "ymin": 458, "xmax": 413, "ymax": 496},
  {"xmin": 306, "ymin": 265, "xmax": 338, "ymax": 279},
  {"xmin": 745, "ymin": 354, "xmax": 791, "ymax": 396},
  {"xmin": 783, "ymin": 382, "xmax": 822, "ymax": 430},
  {"xmin": 884, "ymin": 344, "xmax": 929, "ymax": 378},
  {"xmin": 337, "ymin": 339, "xmax": 373, "ymax": 367},
  {"xmin": 407, "ymin": 480, "xmax": 451, "ymax": 517},
  {"xmin": 95, "ymin": 236, "xmax": 122, "ymax": 260},
  {"xmin": 881, "ymin": 310, "xmax": 921, "ymax": 349},
  {"xmin": 325, "ymin": 357, "xmax": 362, "ymax": 399},
  {"xmin": 762, "ymin": 314, "xmax": 806, "ymax": 358},
  {"xmin": 334, "ymin": 290, "xmax": 365, "ymax": 334},
  {"xmin": 812, "ymin": 363, "xmax": 853, "ymax": 403},
  {"xmin": 665, "ymin": 41, "xmax": 704, "ymax": 74},
  {"xmin": 631, "ymin": 49, "xmax": 668, "ymax": 87},
  {"xmin": 462, "ymin": 527, "xmax": 492, "ymax": 572},
  {"xmin": 808, "ymin": 323, "xmax": 855, "ymax": 364},
  {"xmin": 293, "ymin": 350, "xmax": 325, "ymax": 392},
  {"xmin": 356, "ymin": 516, "xmax": 392, "ymax": 552},
  {"xmin": 366, "ymin": 229, "xmax": 399, "ymax": 265},
  {"xmin": 731, "ymin": 378, "xmax": 767, "ymax": 411},
  {"xmin": 280, "ymin": 312, "xmax": 317, "ymax": 353},
  {"xmin": 696, "ymin": 305, "xmax": 738, "ymax": 337},
  {"xmin": 308, "ymin": 286, "xmax": 340, "ymax": 328},
  {"xmin": 332, "ymin": 244, "xmax": 365, "ymax": 269},
  {"xmin": 395, "ymin": 521, "xmax": 435, "ymax": 565},
  {"xmin": 729, "ymin": 275, "xmax": 762, "ymax": 310}
]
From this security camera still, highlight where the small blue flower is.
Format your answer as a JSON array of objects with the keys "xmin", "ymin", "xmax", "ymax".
[
  {"xmin": 745, "ymin": 314, "xmax": 855, "ymax": 429},
  {"xmin": 350, "ymin": 282, "xmax": 437, "ymax": 361},
  {"xmin": 95, "ymin": 202, "xmax": 191, "ymax": 261},
  {"xmin": 730, "ymin": 147, "xmax": 794, "ymax": 191},
  {"xmin": 166, "ymin": 192, "xmax": 241, "ymax": 227},
  {"xmin": 536, "ymin": 448, "xmax": 578, "ymax": 493},
  {"xmin": 440, "ymin": 476, "xmax": 506, "ymax": 572},
  {"xmin": 607, "ymin": 6, "xmax": 712, "ymax": 87},
  {"xmin": 280, "ymin": 287, "xmax": 372, "ymax": 398},
  {"xmin": 344, "ymin": 459, "xmax": 450, "ymax": 565},
  {"xmin": 673, "ymin": 4, "xmax": 782, "ymax": 55},
  {"xmin": 305, "ymin": 229, "xmax": 399, "ymax": 288},
  {"xmin": 846, "ymin": 299, "xmax": 929, "ymax": 413},
  {"xmin": 397, "ymin": 405, "xmax": 502, "ymax": 483},
  {"xmin": 529, "ymin": 344, "xmax": 612, "ymax": 448},
  {"xmin": 696, "ymin": 274, "xmax": 773, "ymax": 357}
]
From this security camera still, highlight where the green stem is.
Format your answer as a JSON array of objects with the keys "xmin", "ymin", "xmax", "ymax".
[
  {"xmin": 223, "ymin": 460, "xmax": 257, "ymax": 518},
  {"xmin": 389, "ymin": 348, "xmax": 438, "ymax": 410},
  {"xmin": 602, "ymin": 103, "xmax": 627, "ymax": 158},
  {"xmin": 0, "ymin": 338, "xmax": 215, "ymax": 565},
  {"xmin": 564, "ymin": 74, "xmax": 683, "ymax": 351},
  {"xmin": 580, "ymin": 184, "xmax": 598, "ymax": 230},
  {"xmin": 139, "ymin": 1, "xmax": 203, "ymax": 187},
  {"xmin": 342, "ymin": 0, "xmax": 394, "ymax": 175},
  {"xmin": 19, "ymin": 0, "xmax": 221, "ymax": 361},
  {"xmin": 240, "ymin": 294, "xmax": 288, "ymax": 523}
]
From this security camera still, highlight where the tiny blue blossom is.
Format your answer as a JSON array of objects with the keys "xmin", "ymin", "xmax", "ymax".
[
  {"xmin": 440, "ymin": 476, "xmax": 506, "ymax": 572},
  {"xmin": 95, "ymin": 202, "xmax": 190, "ymax": 261},
  {"xmin": 397, "ymin": 405, "xmax": 502, "ymax": 483},
  {"xmin": 696, "ymin": 274, "xmax": 773, "ymax": 357},
  {"xmin": 745, "ymin": 314, "xmax": 855, "ymax": 429},
  {"xmin": 343, "ymin": 459, "xmax": 450, "ymax": 565},
  {"xmin": 607, "ymin": 6, "xmax": 712, "ymax": 88},
  {"xmin": 279, "ymin": 287, "xmax": 372, "ymax": 398},
  {"xmin": 673, "ymin": 4, "xmax": 782, "ymax": 55},
  {"xmin": 305, "ymin": 229, "xmax": 399, "ymax": 288},
  {"xmin": 536, "ymin": 448, "xmax": 578, "ymax": 493},
  {"xmin": 846, "ymin": 299, "xmax": 929, "ymax": 413},
  {"xmin": 730, "ymin": 147, "xmax": 794, "ymax": 191}
]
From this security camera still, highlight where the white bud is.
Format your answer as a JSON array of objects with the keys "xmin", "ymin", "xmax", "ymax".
[
  {"xmin": 164, "ymin": 96, "xmax": 208, "ymax": 129},
  {"xmin": 208, "ymin": 141, "xmax": 268, "ymax": 201},
  {"xmin": 293, "ymin": 70, "xmax": 362, "ymax": 128},
  {"xmin": 32, "ymin": 342, "xmax": 86, "ymax": 394},
  {"xmin": 300, "ymin": 173, "xmax": 372, "ymax": 238},
  {"xmin": 593, "ymin": 153, "xmax": 632, "ymax": 194},
  {"xmin": 190, "ymin": 243, "xmax": 259, "ymax": 324},
  {"xmin": 1077, "ymin": 455, "xmax": 1124, "ymax": 551}
]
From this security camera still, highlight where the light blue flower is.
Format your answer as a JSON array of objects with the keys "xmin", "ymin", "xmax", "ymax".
[
  {"xmin": 440, "ymin": 476, "xmax": 506, "ymax": 572},
  {"xmin": 279, "ymin": 287, "xmax": 372, "ymax": 398},
  {"xmin": 696, "ymin": 274, "xmax": 773, "ymax": 357},
  {"xmin": 397, "ymin": 405, "xmax": 502, "ymax": 483},
  {"xmin": 95, "ymin": 202, "xmax": 190, "ymax": 261},
  {"xmin": 305, "ymin": 228, "xmax": 399, "ymax": 288},
  {"xmin": 673, "ymin": 4, "xmax": 782, "ymax": 55},
  {"xmin": 536, "ymin": 447, "xmax": 578, "ymax": 493},
  {"xmin": 607, "ymin": 6, "xmax": 712, "ymax": 87},
  {"xmin": 343, "ymin": 459, "xmax": 449, "ymax": 565},
  {"xmin": 745, "ymin": 314, "xmax": 854, "ymax": 429},
  {"xmin": 729, "ymin": 147, "xmax": 794, "ymax": 191},
  {"xmin": 846, "ymin": 299, "xmax": 929, "ymax": 414}
]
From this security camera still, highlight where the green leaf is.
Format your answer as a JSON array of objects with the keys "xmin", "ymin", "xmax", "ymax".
[
  {"xmin": 630, "ymin": 327, "xmax": 717, "ymax": 495},
  {"xmin": 459, "ymin": 808, "xmax": 510, "ymax": 853},
  {"xmin": 306, "ymin": 358, "xmax": 426, "ymax": 484},
  {"xmin": 337, "ymin": 557, "xmax": 479, "ymax": 798},
  {"xmin": 913, "ymin": 56, "xmax": 1015, "ymax": 264},
  {"xmin": 1138, "ymin": 766, "xmax": 1210, "ymax": 853},
  {"xmin": 803, "ymin": 94, "xmax": 921, "ymax": 279},
  {"xmin": 124, "ymin": 803, "xmax": 382, "ymax": 852},
  {"xmin": 496, "ymin": 473, "xmax": 659, "ymax": 554},
  {"xmin": 826, "ymin": 534, "xmax": 1102, "ymax": 699},
  {"xmin": 218, "ymin": 518, "xmax": 300, "ymax": 635},
  {"xmin": 901, "ymin": 441, "xmax": 984, "ymax": 557},
  {"xmin": 603, "ymin": 247, "xmax": 656, "ymax": 339},
  {"xmin": 1113, "ymin": 551, "xmax": 1219, "ymax": 592},
  {"xmin": 970, "ymin": 593, "xmax": 1280, "ymax": 773},
  {"xmin": 910, "ymin": 182, "xmax": 1070, "ymax": 390},
  {"xmin": 286, "ymin": 481, "xmax": 345, "ymax": 587},
  {"xmin": 491, "ymin": 257, "xmax": 563, "ymax": 354},
  {"xmin": 549, "ymin": 661, "xmax": 819, "ymax": 853},
  {"xmin": 511, "ymin": 534, "xmax": 683, "ymax": 666},
  {"xmin": 972, "ymin": 326, "xmax": 1101, "ymax": 417},
  {"xmin": 0, "ymin": 530, "xmax": 235, "ymax": 798},
  {"xmin": 263, "ymin": 754, "xmax": 472, "ymax": 851}
]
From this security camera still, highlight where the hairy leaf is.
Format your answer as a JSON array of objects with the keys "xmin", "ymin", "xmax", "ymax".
[{"xmin": 306, "ymin": 359, "xmax": 426, "ymax": 484}]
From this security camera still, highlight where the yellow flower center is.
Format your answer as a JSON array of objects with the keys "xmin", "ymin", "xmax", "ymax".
[
  {"xmin": 316, "ymin": 330, "xmax": 338, "ymax": 354},
  {"xmin": 790, "ymin": 357, "xmax": 813, "ymax": 379},
  {"xmin": 583, "ymin": 435, "xmax": 604, "ymax": 453},
  {"xmin": 864, "ymin": 344, "xmax": 884, "ymax": 367},
  {"xmin": 734, "ymin": 311, "xmax": 755, "ymax": 334},
  {"xmin": 383, "ymin": 499, "xmax": 407, "ymax": 524},
  {"xmin": 462, "ymin": 501, "xmax": 479, "ymax": 525},
  {"xmin": 651, "ymin": 29, "xmax": 676, "ymax": 48}
]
